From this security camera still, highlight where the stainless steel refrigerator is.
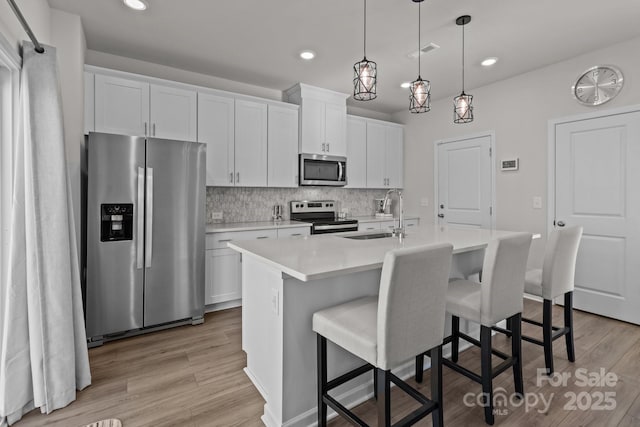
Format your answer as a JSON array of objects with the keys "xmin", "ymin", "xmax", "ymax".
[{"xmin": 86, "ymin": 132, "xmax": 205, "ymax": 343}]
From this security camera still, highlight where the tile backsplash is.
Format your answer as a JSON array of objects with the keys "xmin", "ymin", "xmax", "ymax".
[{"xmin": 206, "ymin": 187, "xmax": 389, "ymax": 223}]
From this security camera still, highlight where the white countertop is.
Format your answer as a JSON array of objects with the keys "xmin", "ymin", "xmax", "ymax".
[
  {"xmin": 206, "ymin": 220, "xmax": 312, "ymax": 233},
  {"xmin": 228, "ymin": 225, "xmax": 539, "ymax": 282}
]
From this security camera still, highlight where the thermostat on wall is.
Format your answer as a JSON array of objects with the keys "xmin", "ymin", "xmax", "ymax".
[{"xmin": 501, "ymin": 158, "xmax": 519, "ymax": 171}]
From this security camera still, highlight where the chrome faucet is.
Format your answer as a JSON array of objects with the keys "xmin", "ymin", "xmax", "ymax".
[{"xmin": 382, "ymin": 188, "xmax": 405, "ymax": 239}]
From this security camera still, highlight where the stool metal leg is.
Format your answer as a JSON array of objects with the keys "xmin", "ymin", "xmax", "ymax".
[
  {"xmin": 542, "ymin": 299, "xmax": 554, "ymax": 375},
  {"xmin": 415, "ymin": 354, "xmax": 424, "ymax": 383},
  {"xmin": 317, "ymin": 334, "xmax": 328, "ymax": 427},
  {"xmin": 505, "ymin": 317, "xmax": 513, "ymax": 338},
  {"xmin": 431, "ymin": 345, "xmax": 444, "ymax": 427},
  {"xmin": 452, "ymin": 316, "xmax": 460, "ymax": 363},
  {"xmin": 376, "ymin": 369, "xmax": 391, "ymax": 427},
  {"xmin": 564, "ymin": 292, "xmax": 575, "ymax": 363},
  {"xmin": 511, "ymin": 313, "xmax": 524, "ymax": 396},
  {"xmin": 480, "ymin": 326, "xmax": 495, "ymax": 425}
]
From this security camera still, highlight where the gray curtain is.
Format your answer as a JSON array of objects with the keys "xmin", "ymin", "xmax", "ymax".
[{"xmin": 0, "ymin": 42, "xmax": 91, "ymax": 426}]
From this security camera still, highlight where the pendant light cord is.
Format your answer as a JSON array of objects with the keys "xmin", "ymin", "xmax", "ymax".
[
  {"xmin": 418, "ymin": 1, "xmax": 421, "ymax": 77},
  {"xmin": 363, "ymin": 0, "xmax": 367, "ymax": 58},
  {"xmin": 461, "ymin": 20, "xmax": 465, "ymax": 93}
]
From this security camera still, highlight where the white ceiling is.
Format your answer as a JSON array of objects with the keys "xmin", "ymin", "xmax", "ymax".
[{"xmin": 48, "ymin": 0, "xmax": 640, "ymax": 114}]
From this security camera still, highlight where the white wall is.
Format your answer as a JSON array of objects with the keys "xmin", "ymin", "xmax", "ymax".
[
  {"xmin": 50, "ymin": 9, "xmax": 85, "ymax": 256},
  {"xmin": 393, "ymin": 36, "xmax": 640, "ymax": 267}
]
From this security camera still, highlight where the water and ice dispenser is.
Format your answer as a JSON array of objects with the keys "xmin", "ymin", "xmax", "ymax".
[{"xmin": 100, "ymin": 203, "xmax": 134, "ymax": 241}]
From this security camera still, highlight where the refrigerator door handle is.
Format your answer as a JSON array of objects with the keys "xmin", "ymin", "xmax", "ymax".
[
  {"xmin": 136, "ymin": 167, "xmax": 145, "ymax": 269},
  {"xmin": 145, "ymin": 167, "xmax": 154, "ymax": 268}
]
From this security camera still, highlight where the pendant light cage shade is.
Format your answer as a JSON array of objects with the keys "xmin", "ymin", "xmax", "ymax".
[
  {"xmin": 353, "ymin": 58, "xmax": 378, "ymax": 101},
  {"xmin": 453, "ymin": 92, "xmax": 473, "ymax": 123},
  {"xmin": 409, "ymin": 77, "xmax": 431, "ymax": 113},
  {"xmin": 454, "ymin": 15, "xmax": 473, "ymax": 124}
]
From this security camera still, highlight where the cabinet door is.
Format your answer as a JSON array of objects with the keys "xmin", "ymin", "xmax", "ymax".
[
  {"xmin": 205, "ymin": 248, "xmax": 241, "ymax": 305},
  {"xmin": 235, "ymin": 100, "xmax": 268, "ymax": 187},
  {"xmin": 300, "ymin": 97, "xmax": 325, "ymax": 154},
  {"xmin": 84, "ymin": 72, "xmax": 95, "ymax": 134},
  {"xmin": 345, "ymin": 116, "xmax": 367, "ymax": 188},
  {"xmin": 325, "ymin": 103, "xmax": 346, "ymax": 156},
  {"xmin": 386, "ymin": 126, "xmax": 404, "ymax": 188},
  {"xmin": 277, "ymin": 226, "xmax": 311, "ymax": 239},
  {"xmin": 359, "ymin": 222, "xmax": 381, "ymax": 232},
  {"xmin": 198, "ymin": 93, "xmax": 235, "ymax": 186},
  {"xmin": 380, "ymin": 220, "xmax": 398, "ymax": 232},
  {"xmin": 268, "ymin": 105, "xmax": 299, "ymax": 187},
  {"xmin": 150, "ymin": 84, "xmax": 197, "ymax": 142},
  {"xmin": 366, "ymin": 121, "xmax": 387, "ymax": 188},
  {"xmin": 95, "ymin": 74, "xmax": 149, "ymax": 136}
]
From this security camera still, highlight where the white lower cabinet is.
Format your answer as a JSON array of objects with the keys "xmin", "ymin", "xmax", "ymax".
[
  {"xmin": 358, "ymin": 222, "xmax": 381, "ymax": 232},
  {"xmin": 205, "ymin": 226, "xmax": 310, "ymax": 310},
  {"xmin": 358, "ymin": 218, "xmax": 419, "ymax": 232}
]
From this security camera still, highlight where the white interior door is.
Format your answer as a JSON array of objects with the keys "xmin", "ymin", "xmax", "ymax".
[
  {"xmin": 554, "ymin": 111, "xmax": 640, "ymax": 324},
  {"xmin": 436, "ymin": 135, "xmax": 493, "ymax": 228}
]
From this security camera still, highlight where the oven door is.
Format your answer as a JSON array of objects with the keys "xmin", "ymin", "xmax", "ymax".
[
  {"xmin": 299, "ymin": 154, "xmax": 347, "ymax": 186},
  {"xmin": 312, "ymin": 223, "xmax": 359, "ymax": 234}
]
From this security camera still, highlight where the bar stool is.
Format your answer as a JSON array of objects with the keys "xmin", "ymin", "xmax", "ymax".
[
  {"xmin": 501, "ymin": 226, "xmax": 583, "ymax": 375},
  {"xmin": 425, "ymin": 233, "xmax": 532, "ymax": 425},
  {"xmin": 313, "ymin": 243, "xmax": 453, "ymax": 427}
]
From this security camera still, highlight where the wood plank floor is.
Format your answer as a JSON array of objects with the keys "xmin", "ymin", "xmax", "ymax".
[{"xmin": 17, "ymin": 299, "xmax": 640, "ymax": 427}]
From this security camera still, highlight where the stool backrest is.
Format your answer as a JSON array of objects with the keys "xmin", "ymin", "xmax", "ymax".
[
  {"xmin": 377, "ymin": 243, "xmax": 453, "ymax": 370},
  {"xmin": 480, "ymin": 233, "xmax": 532, "ymax": 326},
  {"xmin": 541, "ymin": 226, "xmax": 583, "ymax": 300}
]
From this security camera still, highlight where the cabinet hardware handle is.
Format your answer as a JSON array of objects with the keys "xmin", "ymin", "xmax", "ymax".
[
  {"xmin": 236, "ymin": 172, "xmax": 240, "ymax": 183},
  {"xmin": 152, "ymin": 123, "xmax": 156, "ymax": 136},
  {"xmin": 290, "ymin": 233, "xmax": 301, "ymax": 236},
  {"xmin": 144, "ymin": 122, "xmax": 148, "ymax": 136},
  {"xmin": 230, "ymin": 172, "xmax": 233, "ymax": 183},
  {"xmin": 326, "ymin": 143, "xmax": 330, "ymax": 152},
  {"xmin": 322, "ymin": 143, "xmax": 326, "ymax": 152},
  {"xmin": 256, "ymin": 236, "xmax": 269, "ymax": 239},
  {"xmin": 218, "ymin": 239, "xmax": 232, "ymax": 243}
]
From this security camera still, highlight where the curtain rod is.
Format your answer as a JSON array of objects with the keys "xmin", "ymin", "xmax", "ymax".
[{"xmin": 6, "ymin": 0, "xmax": 45, "ymax": 53}]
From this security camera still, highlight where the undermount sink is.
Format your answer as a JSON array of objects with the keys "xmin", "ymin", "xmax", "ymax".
[{"xmin": 341, "ymin": 232, "xmax": 395, "ymax": 240}]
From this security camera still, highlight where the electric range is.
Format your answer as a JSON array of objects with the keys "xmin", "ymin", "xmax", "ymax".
[{"xmin": 289, "ymin": 200, "xmax": 358, "ymax": 234}]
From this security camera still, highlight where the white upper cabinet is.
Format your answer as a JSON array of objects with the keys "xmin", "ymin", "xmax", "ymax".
[
  {"xmin": 94, "ymin": 73, "xmax": 197, "ymax": 142},
  {"xmin": 346, "ymin": 116, "xmax": 367, "ymax": 188},
  {"xmin": 84, "ymin": 72, "xmax": 95, "ymax": 134},
  {"xmin": 284, "ymin": 83, "xmax": 348, "ymax": 156},
  {"xmin": 198, "ymin": 93, "xmax": 235, "ymax": 186},
  {"xmin": 268, "ymin": 104, "xmax": 299, "ymax": 187},
  {"xmin": 150, "ymin": 84, "xmax": 197, "ymax": 142},
  {"xmin": 386, "ymin": 125, "xmax": 404, "ymax": 188},
  {"xmin": 95, "ymin": 74, "xmax": 149, "ymax": 137},
  {"xmin": 235, "ymin": 100, "xmax": 268, "ymax": 187},
  {"xmin": 366, "ymin": 120, "xmax": 404, "ymax": 189}
]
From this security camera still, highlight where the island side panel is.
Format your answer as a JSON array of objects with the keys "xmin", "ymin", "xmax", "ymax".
[
  {"xmin": 281, "ymin": 269, "xmax": 383, "ymax": 426},
  {"xmin": 242, "ymin": 256, "xmax": 285, "ymax": 426}
]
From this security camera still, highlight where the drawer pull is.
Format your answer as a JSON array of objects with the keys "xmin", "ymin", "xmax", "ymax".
[
  {"xmin": 256, "ymin": 236, "xmax": 269, "ymax": 239},
  {"xmin": 290, "ymin": 233, "xmax": 301, "ymax": 236},
  {"xmin": 218, "ymin": 239, "xmax": 232, "ymax": 243}
]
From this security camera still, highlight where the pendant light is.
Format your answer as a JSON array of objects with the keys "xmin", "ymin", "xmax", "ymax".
[
  {"xmin": 409, "ymin": 0, "xmax": 430, "ymax": 114},
  {"xmin": 454, "ymin": 15, "xmax": 473, "ymax": 123},
  {"xmin": 353, "ymin": 0, "xmax": 377, "ymax": 101}
]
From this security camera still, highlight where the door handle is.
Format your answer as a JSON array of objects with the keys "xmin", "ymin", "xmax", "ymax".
[
  {"xmin": 136, "ymin": 167, "xmax": 145, "ymax": 269},
  {"xmin": 438, "ymin": 214, "xmax": 445, "ymax": 218},
  {"xmin": 145, "ymin": 167, "xmax": 153, "ymax": 268},
  {"xmin": 557, "ymin": 221, "xmax": 566, "ymax": 227}
]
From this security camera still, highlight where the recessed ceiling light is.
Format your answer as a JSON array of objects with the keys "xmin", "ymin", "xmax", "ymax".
[
  {"xmin": 481, "ymin": 57, "xmax": 498, "ymax": 67},
  {"xmin": 123, "ymin": 0, "xmax": 148, "ymax": 11},
  {"xmin": 299, "ymin": 50, "xmax": 316, "ymax": 60},
  {"xmin": 400, "ymin": 82, "xmax": 411, "ymax": 89}
]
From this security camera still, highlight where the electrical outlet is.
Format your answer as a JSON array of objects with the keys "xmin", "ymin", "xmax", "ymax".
[
  {"xmin": 212, "ymin": 211, "xmax": 223, "ymax": 221},
  {"xmin": 533, "ymin": 196, "xmax": 542, "ymax": 209},
  {"xmin": 420, "ymin": 198, "xmax": 429, "ymax": 207},
  {"xmin": 271, "ymin": 288, "xmax": 279, "ymax": 315}
]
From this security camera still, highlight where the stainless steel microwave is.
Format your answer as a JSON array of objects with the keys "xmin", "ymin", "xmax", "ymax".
[{"xmin": 299, "ymin": 153, "xmax": 347, "ymax": 186}]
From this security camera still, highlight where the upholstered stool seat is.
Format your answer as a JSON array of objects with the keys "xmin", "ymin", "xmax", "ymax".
[
  {"xmin": 445, "ymin": 280, "xmax": 482, "ymax": 323},
  {"xmin": 313, "ymin": 243, "xmax": 453, "ymax": 427},
  {"xmin": 524, "ymin": 269, "xmax": 543, "ymax": 297}
]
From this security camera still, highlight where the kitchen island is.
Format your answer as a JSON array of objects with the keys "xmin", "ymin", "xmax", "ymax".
[{"xmin": 229, "ymin": 225, "xmax": 535, "ymax": 427}]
